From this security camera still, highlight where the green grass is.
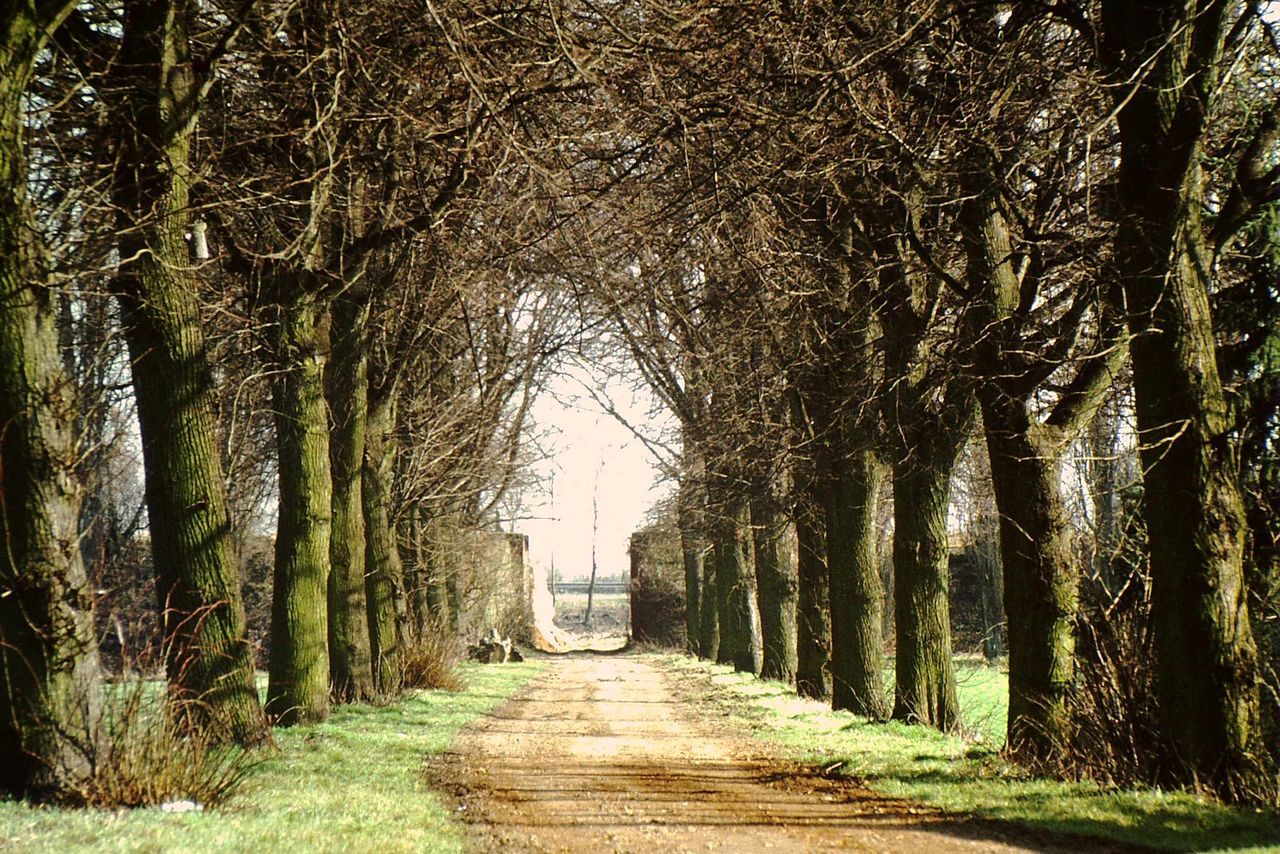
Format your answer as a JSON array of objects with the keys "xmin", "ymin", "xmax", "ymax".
[
  {"xmin": 0, "ymin": 662, "xmax": 543, "ymax": 853},
  {"xmin": 656, "ymin": 653, "xmax": 1279, "ymax": 853}
]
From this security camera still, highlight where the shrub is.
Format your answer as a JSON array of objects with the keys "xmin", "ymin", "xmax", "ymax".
[
  {"xmin": 65, "ymin": 678, "xmax": 260, "ymax": 809},
  {"xmin": 401, "ymin": 624, "xmax": 466, "ymax": 692}
]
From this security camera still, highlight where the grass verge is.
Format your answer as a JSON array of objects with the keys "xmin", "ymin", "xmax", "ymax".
[
  {"xmin": 0, "ymin": 661, "xmax": 543, "ymax": 853},
  {"xmin": 655, "ymin": 653, "xmax": 1279, "ymax": 853}
]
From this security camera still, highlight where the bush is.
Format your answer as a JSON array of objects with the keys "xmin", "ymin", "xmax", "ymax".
[
  {"xmin": 66, "ymin": 679, "xmax": 260, "ymax": 809},
  {"xmin": 401, "ymin": 624, "xmax": 466, "ymax": 692}
]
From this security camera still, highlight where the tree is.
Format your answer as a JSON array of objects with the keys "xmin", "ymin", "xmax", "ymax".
[
  {"xmin": 94, "ymin": 0, "xmax": 266, "ymax": 743},
  {"xmin": 1096, "ymin": 0, "xmax": 1272, "ymax": 800},
  {"xmin": 0, "ymin": 0, "xmax": 103, "ymax": 796},
  {"xmin": 791, "ymin": 219, "xmax": 890, "ymax": 719}
]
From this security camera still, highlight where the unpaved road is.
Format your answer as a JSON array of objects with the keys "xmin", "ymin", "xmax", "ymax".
[{"xmin": 429, "ymin": 654, "xmax": 1125, "ymax": 853}]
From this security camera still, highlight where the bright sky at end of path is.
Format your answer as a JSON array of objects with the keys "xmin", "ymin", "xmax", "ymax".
[{"xmin": 519, "ymin": 363, "xmax": 677, "ymax": 585}]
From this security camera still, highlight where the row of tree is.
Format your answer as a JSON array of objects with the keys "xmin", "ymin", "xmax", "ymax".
[
  {"xmin": 566, "ymin": 1, "xmax": 1277, "ymax": 805},
  {"xmin": 1, "ymin": 0, "xmax": 576, "ymax": 800},
  {"xmin": 2, "ymin": 0, "xmax": 1276, "ymax": 810}
]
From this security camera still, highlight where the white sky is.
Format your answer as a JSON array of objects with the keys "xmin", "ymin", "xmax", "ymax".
[{"xmin": 517, "ymin": 361, "xmax": 677, "ymax": 584}]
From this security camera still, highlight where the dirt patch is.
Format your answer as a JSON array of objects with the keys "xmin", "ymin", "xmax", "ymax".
[{"xmin": 427, "ymin": 654, "xmax": 1143, "ymax": 852}]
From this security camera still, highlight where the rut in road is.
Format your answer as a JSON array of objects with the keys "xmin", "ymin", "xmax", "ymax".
[{"xmin": 428, "ymin": 653, "xmax": 1117, "ymax": 853}]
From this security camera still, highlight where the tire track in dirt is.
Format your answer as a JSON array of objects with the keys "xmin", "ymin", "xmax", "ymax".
[{"xmin": 427, "ymin": 654, "xmax": 1132, "ymax": 853}]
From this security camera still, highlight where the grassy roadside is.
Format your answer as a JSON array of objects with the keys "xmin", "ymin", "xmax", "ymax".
[
  {"xmin": 0, "ymin": 661, "xmax": 543, "ymax": 854},
  {"xmin": 655, "ymin": 653, "xmax": 1279, "ymax": 853}
]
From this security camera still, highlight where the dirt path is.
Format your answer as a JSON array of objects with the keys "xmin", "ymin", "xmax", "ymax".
[{"xmin": 428, "ymin": 653, "xmax": 1121, "ymax": 853}]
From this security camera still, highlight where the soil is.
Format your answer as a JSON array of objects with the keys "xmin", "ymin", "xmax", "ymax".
[{"xmin": 428, "ymin": 646, "xmax": 1138, "ymax": 853}]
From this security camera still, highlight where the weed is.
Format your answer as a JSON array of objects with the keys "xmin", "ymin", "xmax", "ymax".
[
  {"xmin": 401, "ymin": 624, "xmax": 466, "ymax": 692},
  {"xmin": 68, "ymin": 679, "xmax": 260, "ymax": 809}
]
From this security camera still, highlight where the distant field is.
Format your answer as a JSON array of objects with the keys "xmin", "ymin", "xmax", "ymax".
[{"xmin": 553, "ymin": 591, "xmax": 630, "ymax": 631}]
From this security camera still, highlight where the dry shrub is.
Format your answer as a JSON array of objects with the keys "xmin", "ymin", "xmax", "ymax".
[
  {"xmin": 1063, "ymin": 501, "xmax": 1165, "ymax": 788},
  {"xmin": 66, "ymin": 679, "xmax": 260, "ymax": 809},
  {"xmin": 1069, "ymin": 574, "xmax": 1162, "ymax": 787},
  {"xmin": 401, "ymin": 623, "xmax": 466, "ymax": 692}
]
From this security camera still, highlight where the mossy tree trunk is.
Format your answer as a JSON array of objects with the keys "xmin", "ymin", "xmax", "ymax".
[
  {"xmin": 401, "ymin": 508, "xmax": 428, "ymax": 638},
  {"xmin": 324, "ymin": 290, "xmax": 375, "ymax": 702},
  {"xmin": 869, "ymin": 207, "xmax": 974, "ymax": 733},
  {"xmin": 708, "ymin": 472, "xmax": 756, "ymax": 673},
  {"xmin": 750, "ymin": 475, "xmax": 797, "ymax": 683},
  {"xmin": 889, "ymin": 447, "xmax": 961, "ymax": 731},
  {"xmin": 1100, "ymin": 0, "xmax": 1267, "ymax": 801},
  {"xmin": 793, "ymin": 220, "xmax": 887, "ymax": 716},
  {"xmin": 425, "ymin": 506, "xmax": 460, "ymax": 633},
  {"xmin": 265, "ymin": 287, "xmax": 332, "ymax": 725},
  {"xmin": 822, "ymin": 448, "xmax": 889, "ymax": 718},
  {"xmin": 364, "ymin": 381, "xmax": 404, "ymax": 696},
  {"xmin": 960, "ymin": 172, "xmax": 1127, "ymax": 765},
  {"xmin": 107, "ymin": 0, "xmax": 266, "ymax": 743},
  {"xmin": 794, "ymin": 474, "xmax": 830, "ymax": 699},
  {"xmin": 676, "ymin": 473, "xmax": 704, "ymax": 654},
  {"xmin": 0, "ymin": 2, "xmax": 103, "ymax": 796},
  {"xmin": 698, "ymin": 543, "xmax": 720, "ymax": 661},
  {"xmin": 981, "ymin": 414, "xmax": 1076, "ymax": 756}
]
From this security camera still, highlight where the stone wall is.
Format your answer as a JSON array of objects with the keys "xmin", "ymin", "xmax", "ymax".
[
  {"xmin": 452, "ymin": 530, "xmax": 535, "ymax": 642},
  {"xmin": 628, "ymin": 523, "xmax": 686, "ymax": 647}
]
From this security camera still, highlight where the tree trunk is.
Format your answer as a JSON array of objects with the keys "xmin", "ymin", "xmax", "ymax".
[
  {"xmin": 958, "ymin": 171, "xmax": 1122, "ymax": 763},
  {"xmin": 265, "ymin": 290, "xmax": 332, "ymax": 725},
  {"xmin": 1101, "ymin": 0, "xmax": 1267, "ymax": 800},
  {"xmin": 0, "ymin": 3, "xmax": 103, "ymax": 795},
  {"xmin": 750, "ymin": 479, "xmax": 797, "ymax": 683},
  {"xmin": 676, "ymin": 475, "xmax": 704, "ymax": 654},
  {"xmin": 107, "ymin": 0, "xmax": 266, "ymax": 743},
  {"xmin": 698, "ymin": 547, "xmax": 720, "ymax": 661},
  {"xmin": 981, "ymin": 399, "xmax": 1078, "ymax": 760},
  {"xmin": 425, "ymin": 508, "xmax": 459, "ymax": 632},
  {"xmin": 406, "ymin": 506, "xmax": 435, "ymax": 632},
  {"xmin": 709, "ymin": 475, "xmax": 756, "ymax": 672},
  {"xmin": 794, "ymin": 482, "xmax": 830, "ymax": 699},
  {"xmin": 823, "ymin": 449, "xmax": 889, "ymax": 718},
  {"xmin": 975, "ymin": 539, "xmax": 1004, "ymax": 662},
  {"xmin": 397, "ymin": 509, "xmax": 424, "ymax": 640},
  {"xmin": 324, "ymin": 292, "xmax": 375, "ymax": 702},
  {"xmin": 890, "ymin": 450, "xmax": 961, "ymax": 732},
  {"xmin": 364, "ymin": 387, "xmax": 404, "ymax": 696}
]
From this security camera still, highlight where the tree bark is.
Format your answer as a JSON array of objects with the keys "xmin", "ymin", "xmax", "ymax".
[
  {"xmin": 709, "ymin": 474, "xmax": 756, "ymax": 673},
  {"xmin": 401, "ymin": 507, "xmax": 431, "ymax": 640},
  {"xmin": 107, "ymin": 0, "xmax": 266, "ymax": 743},
  {"xmin": 793, "ymin": 220, "xmax": 886, "ymax": 715},
  {"xmin": 750, "ymin": 478, "xmax": 797, "ymax": 683},
  {"xmin": 364, "ymin": 386, "xmax": 404, "ymax": 696},
  {"xmin": 698, "ymin": 545, "xmax": 720, "ymax": 661},
  {"xmin": 1100, "ymin": 0, "xmax": 1267, "ymax": 799},
  {"xmin": 890, "ymin": 450, "xmax": 961, "ymax": 732},
  {"xmin": 974, "ymin": 538, "xmax": 1004, "ymax": 662},
  {"xmin": 823, "ymin": 449, "xmax": 889, "ymax": 718},
  {"xmin": 958, "ymin": 176, "xmax": 1123, "ymax": 762},
  {"xmin": 265, "ymin": 289, "xmax": 332, "ymax": 725},
  {"xmin": 0, "ymin": 3, "xmax": 103, "ymax": 795},
  {"xmin": 324, "ymin": 291, "xmax": 375, "ymax": 702},
  {"xmin": 981, "ymin": 400, "xmax": 1078, "ymax": 759},
  {"xmin": 676, "ymin": 475, "xmax": 704, "ymax": 654},
  {"xmin": 794, "ymin": 480, "xmax": 830, "ymax": 699},
  {"xmin": 864, "ymin": 205, "xmax": 972, "ymax": 733},
  {"xmin": 424, "ymin": 507, "xmax": 461, "ymax": 633}
]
